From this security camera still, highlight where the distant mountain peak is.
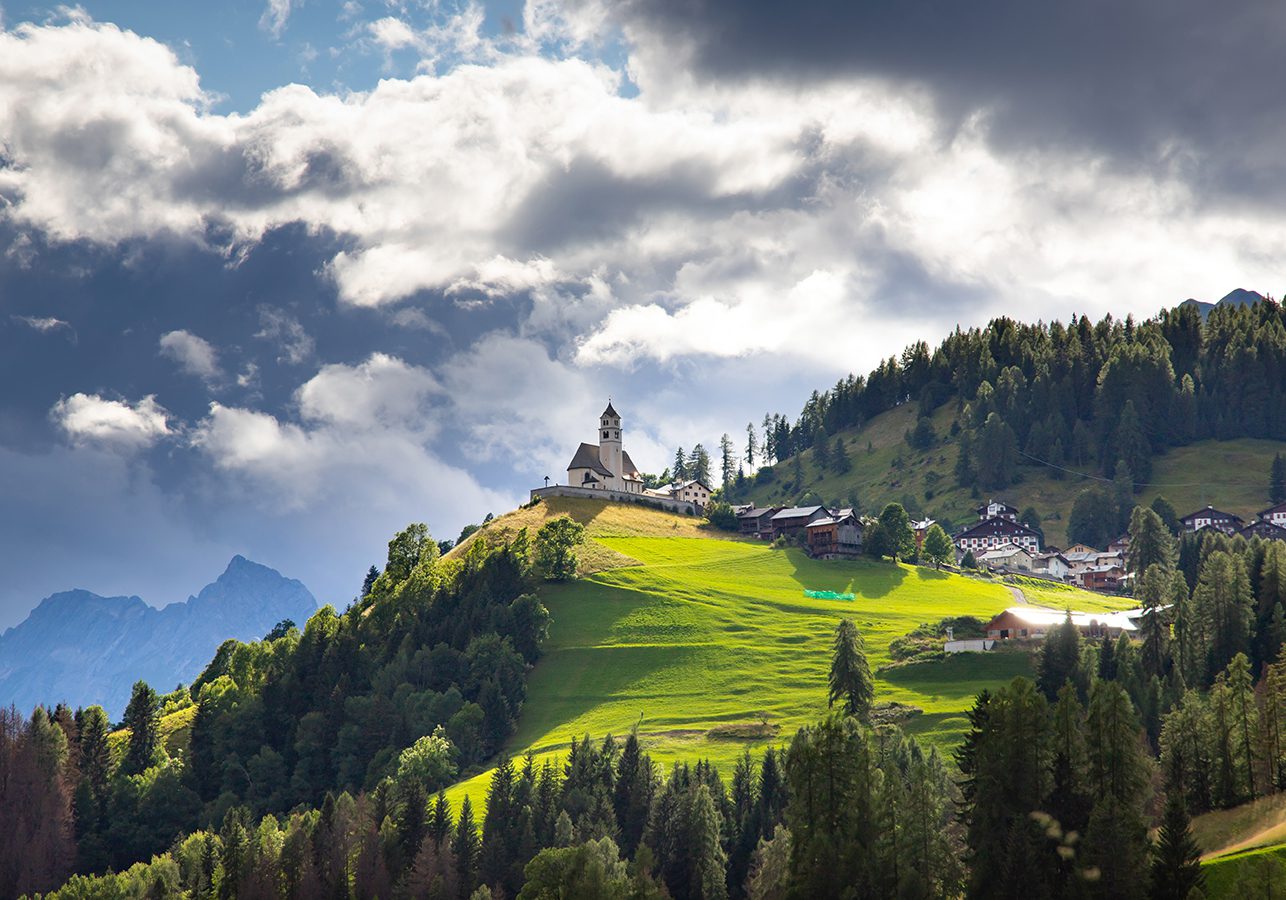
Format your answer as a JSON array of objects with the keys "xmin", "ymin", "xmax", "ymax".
[
  {"xmin": 1218, "ymin": 288, "xmax": 1264, "ymax": 307},
  {"xmin": 0, "ymin": 556, "xmax": 317, "ymax": 717}
]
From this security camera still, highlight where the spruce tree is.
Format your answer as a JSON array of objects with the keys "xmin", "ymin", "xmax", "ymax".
[
  {"xmin": 612, "ymin": 732, "xmax": 654, "ymax": 857},
  {"xmin": 453, "ymin": 796, "xmax": 480, "ymax": 894},
  {"xmin": 121, "ymin": 681, "xmax": 160, "ymax": 777},
  {"xmin": 828, "ymin": 618, "xmax": 874, "ymax": 722},
  {"xmin": 1128, "ymin": 505, "xmax": 1177, "ymax": 578},
  {"xmin": 1082, "ymin": 681, "xmax": 1151, "ymax": 898},
  {"xmin": 1150, "ymin": 790, "xmax": 1205, "ymax": 900},
  {"xmin": 688, "ymin": 784, "xmax": 729, "ymax": 900},
  {"xmin": 1036, "ymin": 613, "xmax": 1082, "ymax": 700}
]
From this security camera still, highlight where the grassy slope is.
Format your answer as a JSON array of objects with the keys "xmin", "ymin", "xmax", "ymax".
[
  {"xmin": 744, "ymin": 402, "xmax": 1284, "ymax": 547},
  {"xmin": 443, "ymin": 496, "xmax": 1130, "ymax": 813},
  {"xmin": 1193, "ymin": 796, "xmax": 1286, "ymax": 895}
]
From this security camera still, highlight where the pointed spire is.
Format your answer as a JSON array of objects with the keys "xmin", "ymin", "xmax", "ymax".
[{"xmin": 602, "ymin": 399, "xmax": 620, "ymax": 419}]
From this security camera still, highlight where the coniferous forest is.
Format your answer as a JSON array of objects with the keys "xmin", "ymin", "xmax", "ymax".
[{"xmin": 732, "ymin": 301, "xmax": 1286, "ymax": 503}]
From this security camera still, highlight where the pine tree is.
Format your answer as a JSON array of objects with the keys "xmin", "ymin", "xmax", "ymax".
[
  {"xmin": 453, "ymin": 796, "xmax": 480, "ymax": 895},
  {"xmin": 1271, "ymin": 453, "xmax": 1286, "ymax": 505},
  {"xmin": 478, "ymin": 756, "xmax": 515, "ymax": 891},
  {"xmin": 745, "ymin": 424, "xmax": 757, "ymax": 469},
  {"xmin": 673, "ymin": 448, "xmax": 688, "ymax": 482},
  {"xmin": 1128, "ymin": 505, "xmax": 1177, "ymax": 578},
  {"xmin": 1138, "ymin": 564, "xmax": 1172, "ymax": 680},
  {"xmin": 1193, "ymin": 551, "xmax": 1253, "ymax": 684},
  {"xmin": 1114, "ymin": 400, "xmax": 1152, "ymax": 489},
  {"xmin": 1150, "ymin": 790, "xmax": 1205, "ymax": 899},
  {"xmin": 1036, "ymin": 613, "xmax": 1082, "ymax": 700},
  {"xmin": 612, "ymin": 732, "xmax": 654, "ymax": 857},
  {"xmin": 121, "ymin": 681, "xmax": 160, "ymax": 777},
  {"xmin": 692, "ymin": 444, "xmax": 712, "ymax": 486},
  {"xmin": 688, "ymin": 784, "xmax": 729, "ymax": 900},
  {"xmin": 720, "ymin": 434, "xmax": 736, "ymax": 489},
  {"xmin": 430, "ymin": 790, "xmax": 453, "ymax": 848},
  {"xmin": 828, "ymin": 618, "xmax": 874, "ymax": 722},
  {"xmin": 1082, "ymin": 681, "xmax": 1151, "ymax": 898}
]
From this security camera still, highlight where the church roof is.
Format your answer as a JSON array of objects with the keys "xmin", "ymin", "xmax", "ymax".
[
  {"xmin": 602, "ymin": 401, "xmax": 620, "ymax": 419},
  {"xmin": 567, "ymin": 442, "xmax": 613, "ymax": 477},
  {"xmin": 621, "ymin": 451, "xmax": 640, "ymax": 476}
]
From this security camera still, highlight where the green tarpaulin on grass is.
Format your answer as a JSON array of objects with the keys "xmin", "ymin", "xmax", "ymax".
[{"xmin": 804, "ymin": 590, "xmax": 856, "ymax": 600}]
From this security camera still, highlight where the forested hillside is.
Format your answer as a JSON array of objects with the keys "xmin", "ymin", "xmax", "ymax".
[
  {"xmin": 724, "ymin": 299, "xmax": 1286, "ymax": 547},
  {"xmin": 0, "ymin": 521, "xmax": 552, "ymax": 895}
]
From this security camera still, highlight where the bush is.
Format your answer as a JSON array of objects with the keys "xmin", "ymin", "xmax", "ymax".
[{"xmin": 705, "ymin": 500, "xmax": 739, "ymax": 531}]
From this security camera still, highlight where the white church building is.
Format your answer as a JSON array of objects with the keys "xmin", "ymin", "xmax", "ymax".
[{"xmin": 530, "ymin": 402, "xmax": 713, "ymax": 514}]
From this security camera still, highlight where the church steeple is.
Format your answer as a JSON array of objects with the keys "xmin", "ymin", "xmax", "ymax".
[{"xmin": 599, "ymin": 399, "xmax": 623, "ymax": 482}]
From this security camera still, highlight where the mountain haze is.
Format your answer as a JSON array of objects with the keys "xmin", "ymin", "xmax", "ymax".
[{"xmin": 0, "ymin": 556, "xmax": 316, "ymax": 719}]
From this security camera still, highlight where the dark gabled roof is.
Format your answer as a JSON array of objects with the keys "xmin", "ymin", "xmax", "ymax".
[
  {"xmin": 1179, "ymin": 505, "xmax": 1244, "ymax": 524},
  {"xmin": 741, "ymin": 506, "xmax": 782, "ymax": 522},
  {"xmin": 1241, "ymin": 520, "xmax": 1286, "ymax": 540},
  {"xmin": 955, "ymin": 518, "xmax": 1040, "ymax": 540},
  {"xmin": 674, "ymin": 479, "xmax": 713, "ymax": 492},
  {"xmin": 621, "ymin": 451, "xmax": 640, "ymax": 476},
  {"xmin": 1260, "ymin": 501, "xmax": 1286, "ymax": 518},
  {"xmin": 567, "ymin": 442, "xmax": 613, "ymax": 477},
  {"xmin": 602, "ymin": 401, "xmax": 620, "ymax": 419},
  {"xmin": 976, "ymin": 499, "xmax": 1019, "ymax": 515},
  {"xmin": 771, "ymin": 505, "xmax": 830, "ymax": 521}
]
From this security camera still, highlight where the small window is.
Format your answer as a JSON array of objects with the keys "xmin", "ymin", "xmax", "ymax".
[{"xmin": 603, "ymin": 430, "xmax": 609, "ymax": 438}]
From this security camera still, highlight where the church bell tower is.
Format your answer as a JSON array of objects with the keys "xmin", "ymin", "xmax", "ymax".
[{"xmin": 599, "ymin": 400, "xmax": 623, "ymax": 488}]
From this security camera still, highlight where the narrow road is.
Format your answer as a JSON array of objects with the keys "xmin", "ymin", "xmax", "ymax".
[{"xmin": 1008, "ymin": 585, "xmax": 1028, "ymax": 605}]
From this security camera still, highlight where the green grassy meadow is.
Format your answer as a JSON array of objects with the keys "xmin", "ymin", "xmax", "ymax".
[
  {"xmin": 445, "ymin": 502, "xmax": 1132, "ymax": 813},
  {"xmin": 744, "ymin": 401, "xmax": 1286, "ymax": 548}
]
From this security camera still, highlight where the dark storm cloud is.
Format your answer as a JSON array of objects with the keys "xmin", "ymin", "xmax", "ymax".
[
  {"xmin": 613, "ymin": 0, "xmax": 1286, "ymax": 198},
  {"xmin": 502, "ymin": 155, "xmax": 821, "ymax": 254}
]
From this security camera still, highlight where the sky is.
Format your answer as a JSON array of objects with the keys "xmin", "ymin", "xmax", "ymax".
[{"xmin": 1, "ymin": 0, "xmax": 1283, "ymax": 627}]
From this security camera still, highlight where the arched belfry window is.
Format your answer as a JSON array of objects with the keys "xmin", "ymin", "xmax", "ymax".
[{"xmin": 603, "ymin": 430, "xmax": 609, "ymax": 438}]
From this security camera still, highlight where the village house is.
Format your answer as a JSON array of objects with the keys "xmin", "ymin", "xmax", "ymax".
[
  {"xmin": 976, "ymin": 500, "xmax": 1019, "ymax": 521},
  {"xmin": 912, "ymin": 518, "xmax": 936, "ymax": 551},
  {"xmin": 1107, "ymin": 533, "xmax": 1131, "ymax": 561},
  {"xmin": 806, "ymin": 513, "xmax": 864, "ymax": 559},
  {"xmin": 1260, "ymin": 501, "xmax": 1286, "ymax": 529},
  {"xmin": 1078, "ymin": 564, "xmax": 1125, "ymax": 592},
  {"xmin": 737, "ymin": 506, "xmax": 781, "ymax": 537},
  {"xmin": 984, "ymin": 607, "xmax": 1137, "ymax": 641},
  {"xmin": 770, "ymin": 505, "xmax": 832, "ymax": 541},
  {"xmin": 1179, "ymin": 505, "xmax": 1245, "ymax": 535},
  {"xmin": 1241, "ymin": 519, "xmax": 1286, "ymax": 541},
  {"xmin": 1031, "ymin": 551, "xmax": 1072, "ymax": 582},
  {"xmin": 954, "ymin": 517, "xmax": 1042, "ymax": 555},
  {"xmin": 977, "ymin": 542, "xmax": 1034, "ymax": 572}
]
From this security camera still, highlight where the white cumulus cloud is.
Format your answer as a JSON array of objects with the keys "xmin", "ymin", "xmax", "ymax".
[
  {"xmin": 51, "ymin": 393, "xmax": 171, "ymax": 449},
  {"xmin": 159, "ymin": 329, "xmax": 221, "ymax": 382}
]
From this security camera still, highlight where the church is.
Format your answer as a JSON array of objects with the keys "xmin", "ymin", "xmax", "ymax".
[
  {"xmin": 531, "ymin": 401, "xmax": 712, "ymax": 514},
  {"xmin": 566, "ymin": 402, "xmax": 647, "ymax": 494}
]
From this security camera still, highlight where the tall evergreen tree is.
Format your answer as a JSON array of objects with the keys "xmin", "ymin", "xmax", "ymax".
[
  {"xmin": 121, "ymin": 681, "xmax": 161, "ymax": 777},
  {"xmin": 745, "ymin": 423, "xmax": 757, "ymax": 469},
  {"xmin": 691, "ymin": 444, "xmax": 712, "ymax": 486},
  {"xmin": 453, "ymin": 796, "xmax": 480, "ymax": 896},
  {"xmin": 1082, "ymin": 681, "xmax": 1152, "ymax": 899},
  {"xmin": 828, "ymin": 618, "xmax": 874, "ymax": 722},
  {"xmin": 1128, "ymin": 505, "xmax": 1176, "ymax": 578},
  {"xmin": 673, "ymin": 448, "xmax": 688, "ymax": 482},
  {"xmin": 1192, "ymin": 550, "xmax": 1253, "ymax": 684},
  {"xmin": 1150, "ymin": 789, "xmax": 1205, "ymax": 900},
  {"xmin": 720, "ymin": 434, "xmax": 736, "ymax": 489},
  {"xmin": 1036, "ymin": 613, "xmax": 1082, "ymax": 700},
  {"xmin": 612, "ymin": 732, "xmax": 654, "ymax": 857}
]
